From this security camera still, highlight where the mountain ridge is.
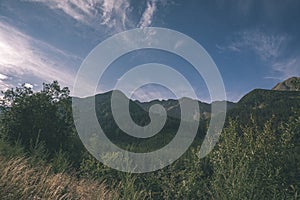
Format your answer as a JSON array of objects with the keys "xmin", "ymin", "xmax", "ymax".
[{"xmin": 73, "ymin": 77, "xmax": 299, "ymax": 124}]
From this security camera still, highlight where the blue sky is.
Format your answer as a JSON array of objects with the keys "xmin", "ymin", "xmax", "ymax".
[{"xmin": 0, "ymin": 0, "xmax": 299, "ymax": 102}]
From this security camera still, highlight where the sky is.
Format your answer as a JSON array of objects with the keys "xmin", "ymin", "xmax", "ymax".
[{"xmin": 0, "ymin": 0, "xmax": 299, "ymax": 102}]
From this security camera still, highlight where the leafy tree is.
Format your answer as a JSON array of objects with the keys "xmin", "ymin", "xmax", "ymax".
[{"xmin": 0, "ymin": 81, "xmax": 80, "ymax": 158}]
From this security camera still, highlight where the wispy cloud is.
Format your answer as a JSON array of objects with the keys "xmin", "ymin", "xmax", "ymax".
[
  {"xmin": 271, "ymin": 56, "xmax": 300, "ymax": 80},
  {"xmin": 101, "ymin": 0, "xmax": 131, "ymax": 30},
  {"xmin": 219, "ymin": 29, "xmax": 299, "ymax": 80},
  {"xmin": 22, "ymin": 0, "xmax": 131, "ymax": 32},
  {"xmin": 22, "ymin": 0, "xmax": 100, "ymax": 24},
  {"xmin": 138, "ymin": 0, "xmax": 157, "ymax": 28},
  {"xmin": 216, "ymin": 44, "xmax": 241, "ymax": 53},
  {"xmin": 229, "ymin": 30, "xmax": 289, "ymax": 61},
  {"xmin": 0, "ymin": 20, "xmax": 80, "ymax": 91},
  {"xmin": 3, "ymin": 0, "xmax": 173, "ymax": 97},
  {"xmin": 23, "ymin": 0, "xmax": 171, "ymax": 31}
]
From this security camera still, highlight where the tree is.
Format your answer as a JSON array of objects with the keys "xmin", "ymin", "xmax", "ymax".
[{"xmin": 0, "ymin": 81, "xmax": 77, "ymax": 156}]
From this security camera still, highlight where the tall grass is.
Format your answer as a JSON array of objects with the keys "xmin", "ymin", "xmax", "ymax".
[{"xmin": 0, "ymin": 156, "xmax": 118, "ymax": 200}]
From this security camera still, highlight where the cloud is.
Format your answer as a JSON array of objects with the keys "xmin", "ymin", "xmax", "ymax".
[
  {"xmin": 0, "ymin": 73, "xmax": 8, "ymax": 80},
  {"xmin": 23, "ymin": 0, "xmax": 170, "ymax": 32},
  {"xmin": 0, "ymin": 20, "xmax": 79, "ymax": 91},
  {"xmin": 138, "ymin": 0, "xmax": 157, "ymax": 28},
  {"xmin": 101, "ymin": 0, "xmax": 131, "ymax": 30},
  {"xmin": 216, "ymin": 44, "xmax": 241, "ymax": 53},
  {"xmin": 21, "ymin": 0, "xmax": 128, "ymax": 32},
  {"xmin": 220, "ymin": 29, "xmax": 299, "ymax": 80},
  {"xmin": 229, "ymin": 30, "xmax": 289, "ymax": 61},
  {"xmin": 22, "ymin": 0, "xmax": 100, "ymax": 24},
  {"xmin": 271, "ymin": 56, "xmax": 300, "ymax": 80},
  {"xmin": 2, "ymin": 0, "xmax": 173, "ymax": 95},
  {"xmin": 24, "ymin": 83, "xmax": 33, "ymax": 89},
  {"xmin": 21, "ymin": 0, "xmax": 131, "ymax": 31}
]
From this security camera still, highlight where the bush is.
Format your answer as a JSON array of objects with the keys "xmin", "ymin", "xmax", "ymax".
[{"xmin": 208, "ymin": 119, "xmax": 299, "ymax": 199}]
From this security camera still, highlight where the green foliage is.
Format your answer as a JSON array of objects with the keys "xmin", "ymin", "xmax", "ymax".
[
  {"xmin": 146, "ymin": 148, "xmax": 210, "ymax": 199},
  {"xmin": 0, "ymin": 81, "xmax": 299, "ymax": 199},
  {"xmin": 0, "ymin": 81, "xmax": 83, "ymax": 166},
  {"xmin": 79, "ymin": 152, "xmax": 113, "ymax": 181},
  {"xmin": 228, "ymin": 89, "xmax": 300, "ymax": 128},
  {"xmin": 79, "ymin": 116, "xmax": 299, "ymax": 199},
  {"xmin": 0, "ymin": 139, "xmax": 24, "ymax": 158},
  {"xmin": 208, "ymin": 118, "xmax": 299, "ymax": 199},
  {"xmin": 1, "ymin": 81, "xmax": 70, "ymax": 151},
  {"xmin": 28, "ymin": 136, "xmax": 49, "ymax": 165},
  {"xmin": 51, "ymin": 149, "xmax": 71, "ymax": 173}
]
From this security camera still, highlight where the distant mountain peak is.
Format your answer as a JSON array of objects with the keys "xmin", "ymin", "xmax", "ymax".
[{"xmin": 272, "ymin": 77, "xmax": 300, "ymax": 91}]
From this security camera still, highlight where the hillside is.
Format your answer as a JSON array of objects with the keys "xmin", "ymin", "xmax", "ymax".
[
  {"xmin": 223, "ymin": 77, "xmax": 300, "ymax": 127},
  {"xmin": 228, "ymin": 89, "xmax": 300, "ymax": 126}
]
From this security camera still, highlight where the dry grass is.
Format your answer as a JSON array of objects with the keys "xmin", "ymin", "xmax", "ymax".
[{"xmin": 0, "ymin": 156, "xmax": 119, "ymax": 200}]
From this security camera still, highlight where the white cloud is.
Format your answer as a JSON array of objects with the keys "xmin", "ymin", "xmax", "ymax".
[
  {"xmin": 271, "ymin": 57, "xmax": 300, "ymax": 80},
  {"xmin": 230, "ymin": 30, "xmax": 289, "ymax": 61},
  {"xmin": 221, "ymin": 29, "xmax": 299, "ymax": 80},
  {"xmin": 23, "ymin": 0, "xmax": 170, "ymax": 32},
  {"xmin": 0, "ymin": 73, "xmax": 8, "ymax": 80},
  {"xmin": 138, "ymin": 0, "xmax": 157, "ymax": 28},
  {"xmin": 100, "ymin": 0, "xmax": 131, "ymax": 30},
  {"xmin": 2, "ymin": 0, "xmax": 173, "ymax": 95},
  {"xmin": 0, "ymin": 20, "xmax": 78, "ymax": 91},
  {"xmin": 24, "ymin": 83, "xmax": 33, "ymax": 89},
  {"xmin": 101, "ymin": 0, "xmax": 115, "ymax": 25},
  {"xmin": 22, "ymin": 0, "xmax": 100, "ymax": 24},
  {"xmin": 22, "ymin": 0, "xmax": 132, "ymax": 31},
  {"xmin": 216, "ymin": 43, "xmax": 241, "ymax": 53}
]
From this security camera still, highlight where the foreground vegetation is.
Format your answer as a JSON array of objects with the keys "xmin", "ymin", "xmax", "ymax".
[
  {"xmin": 0, "ymin": 82, "xmax": 299, "ymax": 199},
  {"xmin": 0, "ymin": 156, "xmax": 117, "ymax": 199}
]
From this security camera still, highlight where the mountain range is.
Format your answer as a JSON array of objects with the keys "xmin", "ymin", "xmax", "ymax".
[
  {"xmin": 78, "ymin": 76, "xmax": 300, "ymax": 121},
  {"xmin": 73, "ymin": 77, "xmax": 300, "ymax": 150}
]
